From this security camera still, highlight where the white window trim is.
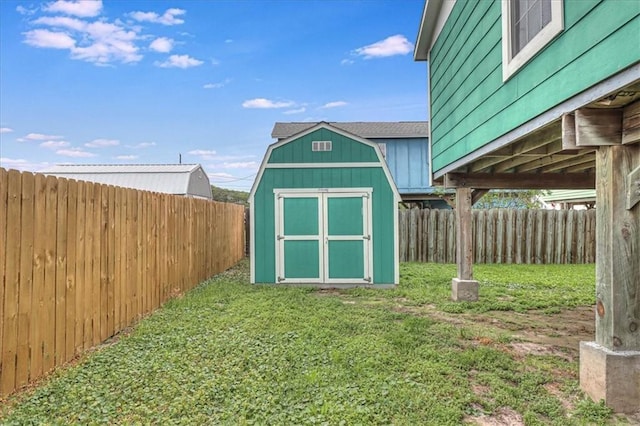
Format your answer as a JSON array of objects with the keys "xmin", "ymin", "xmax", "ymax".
[{"xmin": 502, "ymin": 0, "xmax": 564, "ymax": 81}]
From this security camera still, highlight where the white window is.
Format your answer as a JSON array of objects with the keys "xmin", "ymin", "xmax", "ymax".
[
  {"xmin": 312, "ymin": 141, "xmax": 332, "ymax": 152},
  {"xmin": 502, "ymin": 0, "xmax": 563, "ymax": 81}
]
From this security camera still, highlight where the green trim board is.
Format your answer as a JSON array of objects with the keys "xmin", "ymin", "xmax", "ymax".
[
  {"xmin": 249, "ymin": 122, "xmax": 400, "ymax": 286},
  {"xmin": 415, "ymin": 0, "xmax": 640, "ymax": 178}
]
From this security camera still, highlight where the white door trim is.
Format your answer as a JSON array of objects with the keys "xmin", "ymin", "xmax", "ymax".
[{"xmin": 274, "ymin": 188, "xmax": 373, "ymax": 284}]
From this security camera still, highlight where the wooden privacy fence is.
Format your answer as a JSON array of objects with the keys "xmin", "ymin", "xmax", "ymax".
[
  {"xmin": 0, "ymin": 168, "xmax": 245, "ymax": 396},
  {"xmin": 399, "ymin": 208, "xmax": 596, "ymax": 264}
]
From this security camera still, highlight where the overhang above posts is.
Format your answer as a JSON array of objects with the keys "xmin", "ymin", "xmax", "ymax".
[
  {"xmin": 575, "ymin": 108, "xmax": 623, "ymax": 146},
  {"xmin": 443, "ymin": 172, "xmax": 595, "ymax": 189},
  {"xmin": 622, "ymin": 100, "xmax": 640, "ymax": 144}
]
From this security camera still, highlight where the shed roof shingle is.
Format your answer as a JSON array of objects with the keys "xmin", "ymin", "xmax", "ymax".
[{"xmin": 272, "ymin": 121, "xmax": 428, "ymax": 139}]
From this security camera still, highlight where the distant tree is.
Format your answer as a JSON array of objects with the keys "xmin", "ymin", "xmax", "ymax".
[
  {"xmin": 473, "ymin": 189, "xmax": 549, "ymax": 209},
  {"xmin": 210, "ymin": 185, "xmax": 249, "ymax": 206}
]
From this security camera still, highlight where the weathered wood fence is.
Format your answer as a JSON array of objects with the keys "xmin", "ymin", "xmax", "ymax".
[
  {"xmin": 0, "ymin": 168, "xmax": 245, "ymax": 396},
  {"xmin": 399, "ymin": 208, "xmax": 596, "ymax": 264}
]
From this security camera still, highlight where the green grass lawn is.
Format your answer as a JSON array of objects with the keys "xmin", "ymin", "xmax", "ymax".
[{"xmin": 0, "ymin": 260, "xmax": 626, "ymax": 425}]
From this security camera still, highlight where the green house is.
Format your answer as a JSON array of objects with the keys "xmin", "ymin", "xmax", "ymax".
[
  {"xmin": 249, "ymin": 122, "xmax": 400, "ymax": 287},
  {"xmin": 415, "ymin": 0, "xmax": 639, "ymax": 413}
]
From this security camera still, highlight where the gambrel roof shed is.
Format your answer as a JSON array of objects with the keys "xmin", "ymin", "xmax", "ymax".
[
  {"xmin": 250, "ymin": 122, "xmax": 401, "ymax": 287},
  {"xmin": 42, "ymin": 164, "xmax": 212, "ymax": 199}
]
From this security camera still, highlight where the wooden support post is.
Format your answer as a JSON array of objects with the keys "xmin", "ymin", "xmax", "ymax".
[
  {"xmin": 580, "ymin": 143, "xmax": 640, "ymax": 414},
  {"xmin": 451, "ymin": 187, "xmax": 478, "ymax": 301}
]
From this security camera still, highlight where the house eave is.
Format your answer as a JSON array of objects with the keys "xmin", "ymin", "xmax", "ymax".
[{"xmin": 414, "ymin": 0, "xmax": 444, "ymax": 61}]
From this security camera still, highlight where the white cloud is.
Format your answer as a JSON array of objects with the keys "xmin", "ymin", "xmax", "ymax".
[
  {"xmin": 84, "ymin": 138, "xmax": 119, "ymax": 148},
  {"xmin": 209, "ymin": 172, "xmax": 234, "ymax": 180},
  {"xmin": 56, "ymin": 148, "xmax": 96, "ymax": 157},
  {"xmin": 341, "ymin": 59, "xmax": 354, "ymax": 65},
  {"xmin": 40, "ymin": 140, "xmax": 70, "ymax": 148},
  {"xmin": 203, "ymin": 78, "xmax": 231, "ymax": 89},
  {"xmin": 189, "ymin": 149, "xmax": 217, "ymax": 156},
  {"xmin": 128, "ymin": 142, "xmax": 156, "ymax": 149},
  {"xmin": 242, "ymin": 98, "xmax": 295, "ymax": 109},
  {"xmin": 0, "ymin": 127, "xmax": 14, "ymax": 133},
  {"xmin": 19, "ymin": 133, "xmax": 64, "ymax": 141},
  {"xmin": 34, "ymin": 16, "xmax": 87, "ymax": 31},
  {"xmin": 220, "ymin": 161, "xmax": 259, "ymax": 169},
  {"xmin": 129, "ymin": 8, "xmax": 186, "ymax": 26},
  {"xmin": 353, "ymin": 34, "xmax": 413, "ymax": 59},
  {"xmin": 16, "ymin": 5, "xmax": 37, "ymax": 15},
  {"xmin": 284, "ymin": 107, "xmax": 306, "ymax": 115},
  {"xmin": 115, "ymin": 155, "xmax": 138, "ymax": 160},
  {"xmin": 44, "ymin": 0, "xmax": 103, "ymax": 18},
  {"xmin": 320, "ymin": 101, "xmax": 347, "ymax": 109},
  {"xmin": 189, "ymin": 149, "xmax": 216, "ymax": 161},
  {"xmin": 225, "ymin": 39, "xmax": 233, "ymax": 43},
  {"xmin": 25, "ymin": 17, "xmax": 142, "ymax": 65},
  {"xmin": 149, "ymin": 37, "xmax": 173, "ymax": 53},
  {"xmin": 71, "ymin": 21, "xmax": 141, "ymax": 64},
  {"xmin": 24, "ymin": 29, "xmax": 76, "ymax": 49},
  {"xmin": 0, "ymin": 157, "xmax": 28, "ymax": 165},
  {"xmin": 155, "ymin": 54, "xmax": 203, "ymax": 68}
]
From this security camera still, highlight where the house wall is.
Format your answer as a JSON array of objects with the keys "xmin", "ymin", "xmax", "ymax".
[
  {"xmin": 375, "ymin": 137, "xmax": 430, "ymax": 194},
  {"xmin": 429, "ymin": 0, "xmax": 640, "ymax": 176},
  {"xmin": 253, "ymin": 128, "xmax": 396, "ymax": 284}
]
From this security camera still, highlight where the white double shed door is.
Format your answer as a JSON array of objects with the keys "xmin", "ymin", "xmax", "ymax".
[{"xmin": 275, "ymin": 188, "xmax": 373, "ymax": 284}]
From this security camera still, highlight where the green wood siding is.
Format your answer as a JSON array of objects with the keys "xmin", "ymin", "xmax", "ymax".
[
  {"xmin": 253, "ymin": 167, "xmax": 395, "ymax": 284},
  {"xmin": 429, "ymin": 0, "xmax": 640, "ymax": 175},
  {"xmin": 268, "ymin": 128, "xmax": 379, "ymax": 163}
]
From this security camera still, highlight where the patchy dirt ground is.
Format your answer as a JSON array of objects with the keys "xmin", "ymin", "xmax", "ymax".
[
  {"xmin": 319, "ymin": 290, "xmax": 640, "ymax": 424},
  {"xmin": 395, "ymin": 302, "xmax": 640, "ymax": 425},
  {"xmin": 389, "ymin": 301, "xmax": 595, "ymax": 360}
]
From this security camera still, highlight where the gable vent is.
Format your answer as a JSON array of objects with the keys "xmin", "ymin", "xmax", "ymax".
[{"xmin": 312, "ymin": 141, "xmax": 332, "ymax": 152}]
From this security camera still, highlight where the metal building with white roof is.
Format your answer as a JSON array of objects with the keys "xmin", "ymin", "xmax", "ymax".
[{"xmin": 41, "ymin": 164, "xmax": 212, "ymax": 199}]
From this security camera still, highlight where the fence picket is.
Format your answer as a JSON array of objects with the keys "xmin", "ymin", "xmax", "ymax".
[
  {"xmin": 0, "ymin": 167, "xmax": 245, "ymax": 396},
  {"xmin": 398, "ymin": 208, "xmax": 595, "ymax": 265},
  {"xmin": 0, "ymin": 169, "xmax": 8, "ymax": 375},
  {"xmin": 1, "ymin": 170, "xmax": 22, "ymax": 394},
  {"xmin": 42, "ymin": 176, "xmax": 58, "ymax": 373},
  {"xmin": 65, "ymin": 179, "xmax": 77, "ymax": 363},
  {"xmin": 54, "ymin": 177, "xmax": 68, "ymax": 366},
  {"xmin": 16, "ymin": 172, "xmax": 34, "ymax": 387}
]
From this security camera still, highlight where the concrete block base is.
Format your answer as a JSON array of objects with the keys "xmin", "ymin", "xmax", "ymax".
[
  {"xmin": 580, "ymin": 341, "xmax": 640, "ymax": 414},
  {"xmin": 451, "ymin": 278, "xmax": 478, "ymax": 302}
]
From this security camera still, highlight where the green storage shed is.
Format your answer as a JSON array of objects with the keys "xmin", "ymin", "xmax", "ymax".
[{"xmin": 249, "ymin": 122, "xmax": 400, "ymax": 287}]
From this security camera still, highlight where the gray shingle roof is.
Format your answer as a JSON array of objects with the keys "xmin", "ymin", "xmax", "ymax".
[{"xmin": 271, "ymin": 121, "xmax": 428, "ymax": 139}]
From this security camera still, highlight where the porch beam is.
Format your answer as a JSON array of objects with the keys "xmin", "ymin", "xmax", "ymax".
[
  {"xmin": 444, "ymin": 172, "xmax": 595, "ymax": 190},
  {"xmin": 575, "ymin": 108, "xmax": 623, "ymax": 146},
  {"xmin": 622, "ymin": 100, "xmax": 640, "ymax": 144}
]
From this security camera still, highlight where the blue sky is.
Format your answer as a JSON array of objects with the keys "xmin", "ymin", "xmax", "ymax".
[{"xmin": 0, "ymin": 0, "xmax": 427, "ymax": 191}]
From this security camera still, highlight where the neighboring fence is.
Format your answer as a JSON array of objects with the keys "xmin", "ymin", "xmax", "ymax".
[
  {"xmin": 0, "ymin": 168, "xmax": 245, "ymax": 396},
  {"xmin": 399, "ymin": 208, "xmax": 596, "ymax": 264}
]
